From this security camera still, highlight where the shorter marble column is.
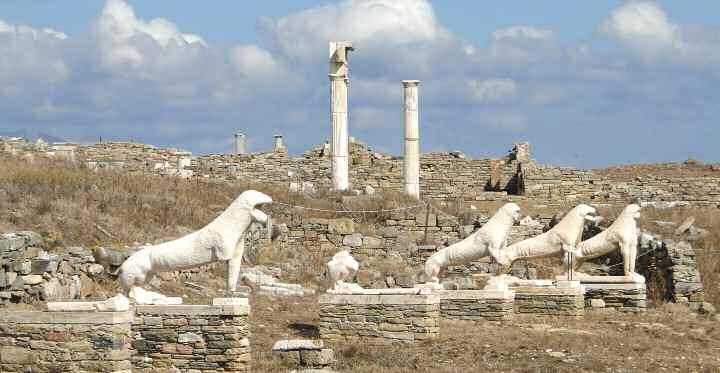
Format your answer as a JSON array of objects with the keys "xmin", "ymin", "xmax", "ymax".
[
  {"xmin": 234, "ymin": 133, "xmax": 247, "ymax": 155},
  {"xmin": 274, "ymin": 135, "xmax": 285, "ymax": 151}
]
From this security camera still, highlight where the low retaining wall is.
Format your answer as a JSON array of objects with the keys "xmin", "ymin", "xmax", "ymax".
[
  {"xmin": 437, "ymin": 289, "xmax": 514, "ymax": 321},
  {"xmin": 132, "ymin": 299, "xmax": 251, "ymax": 372},
  {"xmin": 319, "ymin": 293, "xmax": 440, "ymax": 342},
  {"xmin": 0, "ymin": 310, "xmax": 133, "ymax": 372},
  {"xmin": 513, "ymin": 284, "xmax": 585, "ymax": 317},
  {"xmin": 584, "ymin": 283, "xmax": 647, "ymax": 313}
]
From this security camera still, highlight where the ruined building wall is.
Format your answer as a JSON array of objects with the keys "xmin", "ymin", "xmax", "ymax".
[{"xmin": 4, "ymin": 136, "xmax": 720, "ymax": 207}]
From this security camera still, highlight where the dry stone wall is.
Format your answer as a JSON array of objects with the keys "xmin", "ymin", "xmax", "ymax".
[
  {"xmin": 0, "ymin": 232, "xmax": 105, "ymax": 306},
  {"xmin": 132, "ymin": 303, "xmax": 251, "ymax": 372},
  {"xmin": 0, "ymin": 310, "xmax": 133, "ymax": 372},
  {"xmin": 4, "ymin": 136, "xmax": 720, "ymax": 207},
  {"xmin": 319, "ymin": 293, "xmax": 440, "ymax": 342},
  {"xmin": 513, "ymin": 285, "xmax": 585, "ymax": 317},
  {"xmin": 437, "ymin": 290, "xmax": 514, "ymax": 321}
]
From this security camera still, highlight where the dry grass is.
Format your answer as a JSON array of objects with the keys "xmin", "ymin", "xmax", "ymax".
[
  {"xmin": 0, "ymin": 156, "xmax": 407, "ymax": 248},
  {"xmin": 250, "ymin": 295, "xmax": 720, "ymax": 372}
]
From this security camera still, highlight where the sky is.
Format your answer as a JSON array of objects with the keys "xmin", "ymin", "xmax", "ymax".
[{"xmin": 0, "ymin": 1, "xmax": 719, "ymax": 167}]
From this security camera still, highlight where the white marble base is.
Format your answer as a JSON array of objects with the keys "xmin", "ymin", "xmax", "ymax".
[
  {"xmin": 556, "ymin": 272, "xmax": 646, "ymax": 284},
  {"xmin": 416, "ymin": 282, "xmax": 445, "ymax": 291},
  {"xmin": 129, "ymin": 287, "xmax": 183, "ymax": 305},
  {"xmin": 327, "ymin": 287, "xmax": 425, "ymax": 295},
  {"xmin": 47, "ymin": 294, "xmax": 130, "ymax": 312},
  {"xmin": 212, "ymin": 297, "xmax": 249, "ymax": 306}
]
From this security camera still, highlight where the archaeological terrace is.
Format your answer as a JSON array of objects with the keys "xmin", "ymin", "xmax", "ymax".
[{"xmin": 2, "ymin": 135, "xmax": 720, "ymax": 209}]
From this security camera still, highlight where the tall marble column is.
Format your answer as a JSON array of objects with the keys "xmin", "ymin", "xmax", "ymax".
[
  {"xmin": 403, "ymin": 80, "xmax": 420, "ymax": 199},
  {"xmin": 329, "ymin": 41, "xmax": 353, "ymax": 191}
]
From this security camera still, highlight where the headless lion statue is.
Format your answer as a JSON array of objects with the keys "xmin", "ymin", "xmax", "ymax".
[
  {"xmin": 424, "ymin": 203, "xmax": 521, "ymax": 283},
  {"xmin": 118, "ymin": 190, "xmax": 272, "ymax": 303}
]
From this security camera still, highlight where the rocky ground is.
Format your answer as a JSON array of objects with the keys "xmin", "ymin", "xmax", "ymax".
[{"xmin": 250, "ymin": 294, "xmax": 720, "ymax": 373}]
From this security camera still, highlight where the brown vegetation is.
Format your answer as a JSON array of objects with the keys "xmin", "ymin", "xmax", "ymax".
[
  {"xmin": 250, "ymin": 295, "xmax": 720, "ymax": 372},
  {"xmin": 0, "ymin": 156, "xmax": 414, "ymax": 249}
]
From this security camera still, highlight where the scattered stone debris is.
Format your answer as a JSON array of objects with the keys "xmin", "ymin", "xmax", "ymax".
[{"xmin": 240, "ymin": 266, "xmax": 315, "ymax": 297}]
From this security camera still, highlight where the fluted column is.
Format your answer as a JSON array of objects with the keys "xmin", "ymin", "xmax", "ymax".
[
  {"xmin": 330, "ymin": 74, "xmax": 349, "ymax": 190},
  {"xmin": 403, "ymin": 80, "xmax": 420, "ymax": 199}
]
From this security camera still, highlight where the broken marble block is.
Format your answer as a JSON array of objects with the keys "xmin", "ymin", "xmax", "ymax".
[{"xmin": 272, "ymin": 339, "xmax": 335, "ymax": 370}]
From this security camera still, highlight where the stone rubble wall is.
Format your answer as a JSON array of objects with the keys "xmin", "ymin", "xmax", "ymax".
[
  {"xmin": 192, "ymin": 141, "xmax": 523, "ymax": 202},
  {"xmin": 0, "ymin": 310, "xmax": 133, "ymax": 372},
  {"xmin": 266, "ymin": 211, "xmax": 545, "ymax": 290},
  {"xmin": 132, "ymin": 304, "xmax": 251, "ymax": 372},
  {"xmin": 512, "ymin": 286, "xmax": 585, "ymax": 317},
  {"xmin": 437, "ymin": 290, "xmax": 514, "ymax": 321},
  {"xmin": 0, "ymin": 232, "xmax": 105, "ymax": 306},
  {"xmin": 318, "ymin": 293, "xmax": 440, "ymax": 342},
  {"xmin": 4, "ymin": 136, "xmax": 720, "ymax": 207},
  {"xmin": 584, "ymin": 283, "xmax": 647, "ymax": 313}
]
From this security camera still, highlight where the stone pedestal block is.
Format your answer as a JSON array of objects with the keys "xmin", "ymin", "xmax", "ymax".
[
  {"xmin": 437, "ymin": 289, "xmax": 515, "ymax": 321},
  {"xmin": 0, "ymin": 310, "xmax": 133, "ymax": 373},
  {"xmin": 132, "ymin": 299, "xmax": 251, "ymax": 372},
  {"xmin": 583, "ymin": 282, "xmax": 647, "ymax": 313},
  {"xmin": 513, "ymin": 285, "xmax": 585, "ymax": 317},
  {"xmin": 319, "ymin": 293, "xmax": 440, "ymax": 343}
]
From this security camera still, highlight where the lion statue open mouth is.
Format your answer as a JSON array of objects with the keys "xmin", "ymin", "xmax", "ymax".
[{"xmin": 118, "ymin": 190, "xmax": 272, "ymax": 304}]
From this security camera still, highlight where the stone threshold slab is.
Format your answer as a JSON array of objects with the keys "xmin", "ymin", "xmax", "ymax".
[
  {"xmin": 555, "ymin": 274, "xmax": 645, "ymax": 284},
  {"xmin": 0, "ymin": 311, "xmax": 133, "ymax": 324},
  {"xmin": 583, "ymin": 283, "xmax": 646, "ymax": 290},
  {"xmin": 326, "ymin": 288, "xmax": 424, "ymax": 295},
  {"xmin": 513, "ymin": 286, "xmax": 585, "ymax": 295},
  {"xmin": 435, "ymin": 289, "xmax": 515, "ymax": 300},
  {"xmin": 320, "ymin": 293, "xmax": 440, "ymax": 305},
  {"xmin": 135, "ymin": 304, "xmax": 249, "ymax": 316}
]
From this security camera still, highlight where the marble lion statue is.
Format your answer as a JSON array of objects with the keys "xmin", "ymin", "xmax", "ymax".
[
  {"xmin": 494, "ymin": 204, "xmax": 598, "ymax": 270},
  {"xmin": 565, "ymin": 204, "xmax": 643, "ymax": 281},
  {"xmin": 118, "ymin": 190, "xmax": 272, "ymax": 303},
  {"xmin": 424, "ymin": 203, "xmax": 522, "ymax": 283},
  {"xmin": 327, "ymin": 250, "xmax": 361, "ymax": 292}
]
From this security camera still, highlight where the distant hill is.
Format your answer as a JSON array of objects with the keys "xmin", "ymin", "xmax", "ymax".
[{"xmin": 0, "ymin": 129, "xmax": 66, "ymax": 143}]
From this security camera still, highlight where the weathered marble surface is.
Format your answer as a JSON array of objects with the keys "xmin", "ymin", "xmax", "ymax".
[
  {"xmin": 118, "ymin": 190, "xmax": 272, "ymax": 303},
  {"xmin": 424, "ymin": 203, "xmax": 521, "ymax": 283}
]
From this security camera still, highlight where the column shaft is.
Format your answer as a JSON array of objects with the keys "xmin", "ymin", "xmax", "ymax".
[{"xmin": 403, "ymin": 80, "xmax": 420, "ymax": 199}]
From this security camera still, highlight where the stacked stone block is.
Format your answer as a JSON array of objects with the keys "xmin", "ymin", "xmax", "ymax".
[
  {"xmin": 513, "ymin": 285, "xmax": 585, "ymax": 317},
  {"xmin": 0, "ymin": 310, "xmax": 133, "ymax": 372},
  {"xmin": 437, "ymin": 290, "xmax": 514, "ymax": 321},
  {"xmin": 319, "ymin": 293, "xmax": 440, "ymax": 342},
  {"xmin": 584, "ymin": 283, "xmax": 647, "ymax": 312},
  {"xmin": 272, "ymin": 339, "xmax": 335, "ymax": 371},
  {"xmin": 132, "ymin": 301, "xmax": 251, "ymax": 372}
]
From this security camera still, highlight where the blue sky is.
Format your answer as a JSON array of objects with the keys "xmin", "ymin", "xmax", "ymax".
[{"xmin": 0, "ymin": 1, "xmax": 718, "ymax": 167}]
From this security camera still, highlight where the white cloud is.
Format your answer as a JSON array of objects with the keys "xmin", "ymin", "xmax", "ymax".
[
  {"xmin": 260, "ymin": 0, "xmax": 450, "ymax": 60},
  {"xmin": 0, "ymin": 20, "xmax": 68, "ymax": 40},
  {"xmin": 468, "ymin": 79, "xmax": 517, "ymax": 102},
  {"xmin": 229, "ymin": 45, "xmax": 280, "ymax": 76},
  {"xmin": 0, "ymin": 19, "xmax": 70, "ymax": 86},
  {"xmin": 95, "ymin": 0, "xmax": 206, "ymax": 70},
  {"xmin": 492, "ymin": 26, "xmax": 553, "ymax": 42},
  {"xmin": 600, "ymin": 1, "xmax": 678, "ymax": 54}
]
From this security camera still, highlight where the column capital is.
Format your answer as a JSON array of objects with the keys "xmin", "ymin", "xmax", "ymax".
[{"xmin": 402, "ymin": 80, "xmax": 420, "ymax": 87}]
